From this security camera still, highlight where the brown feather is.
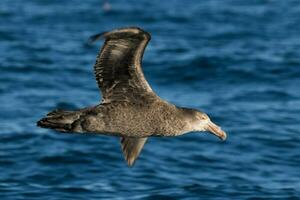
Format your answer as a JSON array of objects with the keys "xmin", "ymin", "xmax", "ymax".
[
  {"xmin": 120, "ymin": 137, "xmax": 147, "ymax": 166},
  {"xmin": 93, "ymin": 27, "xmax": 155, "ymax": 103}
]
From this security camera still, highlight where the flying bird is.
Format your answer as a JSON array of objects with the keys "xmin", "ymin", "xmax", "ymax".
[{"xmin": 37, "ymin": 27, "xmax": 227, "ymax": 166}]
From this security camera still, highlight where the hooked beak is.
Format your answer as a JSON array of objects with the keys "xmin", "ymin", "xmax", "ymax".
[{"xmin": 206, "ymin": 121, "xmax": 227, "ymax": 141}]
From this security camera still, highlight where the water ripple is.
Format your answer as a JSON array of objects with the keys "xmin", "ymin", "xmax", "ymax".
[{"xmin": 1, "ymin": 0, "xmax": 300, "ymax": 199}]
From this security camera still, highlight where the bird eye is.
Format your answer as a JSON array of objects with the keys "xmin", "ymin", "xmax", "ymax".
[{"xmin": 199, "ymin": 114, "xmax": 208, "ymax": 120}]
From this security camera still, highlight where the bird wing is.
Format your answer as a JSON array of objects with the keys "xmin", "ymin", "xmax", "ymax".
[
  {"xmin": 120, "ymin": 137, "xmax": 147, "ymax": 167},
  {"xmin": 91, "ymin": 27, "xmax": 156, "ymax": 103}
]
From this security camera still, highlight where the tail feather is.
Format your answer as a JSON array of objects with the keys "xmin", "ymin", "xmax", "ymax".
[
  {"xmin": 46, "ymin": 109, "xmax": 72, "ymax": 117},
  {"xmin": 37, "ymin": 110, "xmax": 80, "ymax": 132}
]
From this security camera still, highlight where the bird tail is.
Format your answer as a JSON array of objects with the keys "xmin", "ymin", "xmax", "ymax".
[{"xmin": 37, "ymin": 109, "xmax": 80, "ymax": 132}]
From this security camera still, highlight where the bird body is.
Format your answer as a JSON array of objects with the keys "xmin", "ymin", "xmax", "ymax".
[
  {"xmin": 37, "ymin": 27, "xmax": 227, "ymax": 166},
  {"xmin": 42, "ymin": 100, "xmax": 193, "ymax": 137}
]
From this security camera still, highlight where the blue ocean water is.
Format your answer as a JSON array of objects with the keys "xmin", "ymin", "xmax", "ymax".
[{"xmin": 1, "ymin": 0, "xmax": 300, "ymax": 199}]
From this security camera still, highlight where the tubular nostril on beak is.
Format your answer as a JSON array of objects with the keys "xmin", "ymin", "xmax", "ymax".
[{"xmin": 206, "ymin": 121, "xmax": 227, "ymax": 140}]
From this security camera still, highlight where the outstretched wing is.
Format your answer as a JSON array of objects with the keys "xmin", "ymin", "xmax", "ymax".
[
  {"xmin": 120, "ymin": 137, "xmax": 147, "ymax": 167},
  {"xmin": 91, "ymin": 27, "xmax": 156, "ymax": 103}
]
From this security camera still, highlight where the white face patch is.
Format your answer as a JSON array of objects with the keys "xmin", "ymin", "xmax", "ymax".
[{"xmin": 191, "ymin": 119, "xmax": 210, "ymax": 132}]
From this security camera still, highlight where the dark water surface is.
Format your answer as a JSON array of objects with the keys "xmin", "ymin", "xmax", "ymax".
[{"xmin": 1, "ymin": 0, "xmax": 300, "ymax": 199}]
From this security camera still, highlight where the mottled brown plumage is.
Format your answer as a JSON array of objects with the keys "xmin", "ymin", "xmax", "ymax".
[{"xmin": 37, "ymin": 27, "xmax": 227, "ymax": 167}]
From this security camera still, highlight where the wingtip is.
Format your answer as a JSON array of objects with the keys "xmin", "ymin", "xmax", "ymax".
[
  {"xmin": 126, "ymin": 158, "xmax": 136, "ymax": 167},
  {"xmin": 125, "ymin": 26, "xmax": 151, "ymax": 40},
  {"xmin": 120, "ymin": 137, "xmax": 148, "ymax": 168},
  {"xmin": 123, "ymin": 151, "xmax": 137, "ymax": 167},
  {"xmin": 87, "ymin": 32, "xmax": 108, "ymax": 45},
  {"xmin": 87, "ymin": 27, "xmax": 151, "ymax": 45}
]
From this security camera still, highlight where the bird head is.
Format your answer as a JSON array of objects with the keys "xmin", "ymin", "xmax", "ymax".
[{"xmin": 183, "ymin": 108, "xmax": 227, "ymax": 140}]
